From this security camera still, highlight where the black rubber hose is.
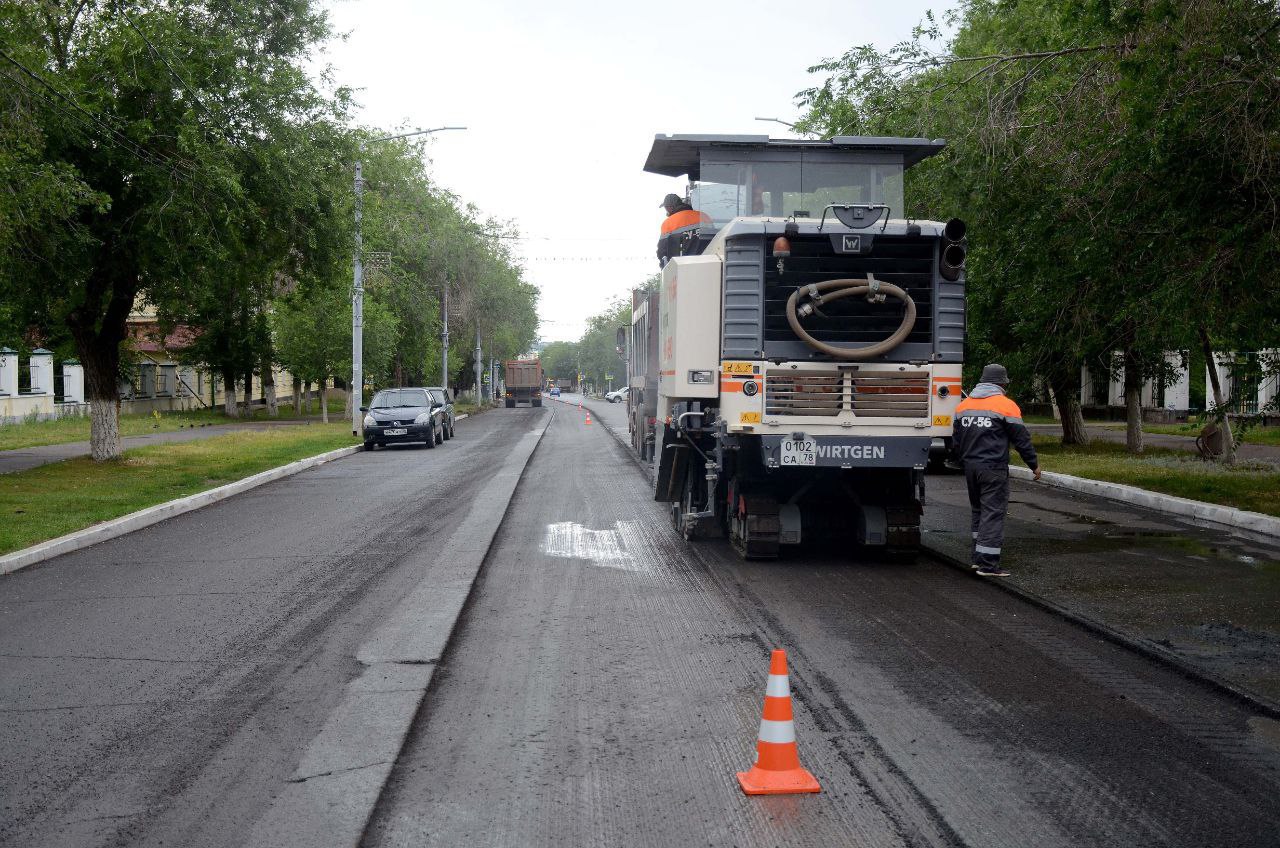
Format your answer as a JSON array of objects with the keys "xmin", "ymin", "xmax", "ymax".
[{"xmin": 784, "ymin": 278, "xmax": 917, "ymax": 360}]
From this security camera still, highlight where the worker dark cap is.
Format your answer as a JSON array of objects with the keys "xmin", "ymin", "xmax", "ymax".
[
  {"xmin": 660, "ymin": 193, "xmax": 682, "ymax": 208},
  {"xmin": 980, "ymin": 363, "xmax": 1010, "ymax": 385}
]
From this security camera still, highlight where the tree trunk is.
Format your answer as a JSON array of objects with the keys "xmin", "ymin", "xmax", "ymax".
[
  {"xmin": 319, "ymin": 378, "xmax": 329, "ymax": 424},
  {"xmin": 303, "ymin": 380, "xmax": 312, "ymax": 415},
  {"xmin": 1199, "ymin": 326, "xmax": 1237, "ymax": 465},
  {"xmin": 292, "ymin": 376, "xmax": 301, "ymax": 417},
  {"xmin": 223, "ymin": 368, "xmax": 239, "ymax": 418},
  {"xmin": 1049, "ymin": 370, "xmax": 1089, "ymax": 445},
  {"xmin": 1123, "ymin": 347, "xmax": 1144, "ymax": 454},
  {"xmin": 83, "ymin": 352, "xmax": 122, "ymax": 461},
  {"xmin": 262, "ymin": 360, "xmax": 278, "ymax": 417},
  {"xmin": 242, "ymin": 368, "xmax": 253, "ymax": 417}
]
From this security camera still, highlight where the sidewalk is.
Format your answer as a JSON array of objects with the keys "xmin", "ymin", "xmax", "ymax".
[
  {"xmin": 1027, "ymin": 423, "xmax": 1280, "ymax": 464},
  {"xmin": 583, "ymin": 397, "xmax": 1280, "ymax": 707},
  {"xmin": 0, "ymin": 419, "xmax": 322, "ymax": 474}
]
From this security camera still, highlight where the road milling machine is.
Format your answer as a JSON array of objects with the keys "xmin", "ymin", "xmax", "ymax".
[{"xmin": 644, "ymin": 134, "xmax": 966, "ymax": 558}]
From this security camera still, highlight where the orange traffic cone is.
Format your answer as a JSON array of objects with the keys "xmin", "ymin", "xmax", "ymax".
[
  {"xmin": 737, "ymin": 649, "xmax": 821, "ymax": 795},
  {"xmin": 585, "ymin": 411, "xmax": 592, "ymax": 425}
]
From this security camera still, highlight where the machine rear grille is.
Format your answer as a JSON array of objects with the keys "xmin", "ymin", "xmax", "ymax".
[
  {"xmin": 765, "ymin": 370, "xmax": 930, "ymax": 419},
  {"xmin": 765, "ymin": 371, "xmax": 844, "ymax": 417},
  {"xmin": 851, "ymin": 372, "xmax": 930, "ymax": 418},
  {"xmin": 763, "ymin": 235, "xmax": 934, "ymax": 348}
]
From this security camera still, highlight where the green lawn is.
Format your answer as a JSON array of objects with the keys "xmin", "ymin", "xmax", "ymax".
[
  {"xmin": 0, "ymin": 399, "xmax": 347, "ymax": 452},
  {"xmin": 1014, "ymin": 435, "xmax": 1280, "ymax": 517},
  {"xmin": 0, "ymin": 424, "xmax": 358, "ymax": 556}
]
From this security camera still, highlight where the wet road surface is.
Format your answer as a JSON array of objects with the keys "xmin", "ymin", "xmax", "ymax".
[{"xmin": 366, "ymin": 401, "xmax": 1280, "ymax": 847}]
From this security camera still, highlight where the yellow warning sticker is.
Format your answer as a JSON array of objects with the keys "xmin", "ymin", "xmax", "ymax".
[
  {"xmin": 740, "ymin": 412, "xmax": 762, "ymax": 424},
  {"xmin": 722, "ymin": 361, "xmax": 754, "ymax": 375},
  {"xmin": 933, "ymin": 415, "xmax": 952, "ymax": 426}
]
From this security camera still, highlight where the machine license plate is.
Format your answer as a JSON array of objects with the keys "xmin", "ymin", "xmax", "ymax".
[
  {"xmin": 384, "ymin": 428, "xmax": 407, "ymax": 436},
  {"xmin": 780, "ymin": 438, "xmax": 816, "ymax": 466}
]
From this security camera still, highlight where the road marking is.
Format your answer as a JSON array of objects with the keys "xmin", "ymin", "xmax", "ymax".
[{"xmin": 540, "ymin": 520, "xmax": 652, "ymax": 573}]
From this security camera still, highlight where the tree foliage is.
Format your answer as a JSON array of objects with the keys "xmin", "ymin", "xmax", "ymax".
[{"xmin": 796, "ymin": 0, "xmax": 1280, "ymax": 451}]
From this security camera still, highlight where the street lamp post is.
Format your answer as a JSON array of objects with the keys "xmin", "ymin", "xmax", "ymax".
[{"xmin": 351, "ymin": 125, "xmax": 466, "ymax": 436}]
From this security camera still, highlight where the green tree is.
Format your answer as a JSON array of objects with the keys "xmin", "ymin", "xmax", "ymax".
[{"xmin": 0, "ymin": 0, "xmax": 342, "ymax": 458}]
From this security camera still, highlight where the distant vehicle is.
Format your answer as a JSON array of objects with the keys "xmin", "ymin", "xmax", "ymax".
[
  {"xmin": 605, "ymin": 386, "xmax": 629, "ymax": 403},
  {"xmin": 549, "ymin": 386, "xmax": 561, "ymax": 398},
  {"xmin": 425, "ymin": 386, "xmax": 456, "ymax": 440},
  {"xmin": 361, "ymin": 387, "xmax": 446, "ymax": 450},
  {"xmin": 504, "ymin": 359, "xmax": 543, "ymax": 408}
]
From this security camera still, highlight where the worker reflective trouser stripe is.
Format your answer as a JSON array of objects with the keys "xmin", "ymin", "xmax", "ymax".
[{"xmin": 965, "ymin": 465, "xmax": 1009, "ymax": 568}]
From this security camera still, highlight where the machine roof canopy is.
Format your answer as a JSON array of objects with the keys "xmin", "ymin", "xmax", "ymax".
[{"xmin": 643, "ymin": 134, "xmax": 947, "ymax": 179}]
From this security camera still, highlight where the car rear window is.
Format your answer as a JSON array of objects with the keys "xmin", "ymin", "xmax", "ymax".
[{"xmin": 371, "ymin": 389, "xmax": 429, "ymax": 408}]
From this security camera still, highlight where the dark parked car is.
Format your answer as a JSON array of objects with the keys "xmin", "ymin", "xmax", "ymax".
[
  {"xmin": 425, "ymin": 386, "xmax": 456, "ymax": 440},
  {"xmin": 361, "ymin": 388, "xmax": 446, "ymax": 450}
]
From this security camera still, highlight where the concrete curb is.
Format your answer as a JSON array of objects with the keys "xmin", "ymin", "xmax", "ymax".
[
  {"xmin": 922, "ymin": 541, "xmax": 1280, "ymax": 720},
  {"xmin": 1009, "ymin": 465, "xmax": 1280, "ymax": 538},
  {"xmin": 246, "ymin": 407, "xmax": 554, "ymax": 848},
  {"xmin": 0, "ymin": 444, "xmax": 363, "ymax": 577}
]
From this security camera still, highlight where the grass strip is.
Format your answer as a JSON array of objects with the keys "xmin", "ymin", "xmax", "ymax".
[
  {"xmin": 1015, "ymin": 435, "xmax": 1280, "ymax": 518},
  {"xmin": 0, "ymin": 424, "xmax": 358, "ymax": 556},
  {"xmin": 0, "ymin": 401, "xmax": 348, "ymax": 451}
]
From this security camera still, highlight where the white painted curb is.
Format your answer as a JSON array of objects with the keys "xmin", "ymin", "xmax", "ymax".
[
  {"xmin": 1, "ymin": 444, "xmax": 362, "ymax": 576},
  {"xmin": 1009, "ymin": 465, "xmax": 1280, "ymax": 537}
]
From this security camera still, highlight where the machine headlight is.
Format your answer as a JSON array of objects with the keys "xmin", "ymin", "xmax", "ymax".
[
  {"xmin": 688, "ymin": 370, "xmax": 714, "ymax": 384},
  {"xmin": 363, "ymin": 415, "xmax": 376, "ymax": 427},
  {"xmin": 414, "ymin": 411, "xmax": 432, "ymax": 425},
  {"xmin": 742, "ymin": 380, "xmax": 759, "ymax": 397}
]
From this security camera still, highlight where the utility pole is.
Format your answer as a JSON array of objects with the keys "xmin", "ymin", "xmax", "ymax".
[
  {"xmin": 351, "ymin": 126, "xmax": 465, "ymax": 435},
  {"xmin": 351, "ymin": 161, "xmax": 364, "ymax": 436},
  {"xmin": 474, "ymin": 325, "xmax": 483, "ymax": 404},
  {"xmin": 441, "ymin": 284, "xmax": 449, "ymax": 391}
]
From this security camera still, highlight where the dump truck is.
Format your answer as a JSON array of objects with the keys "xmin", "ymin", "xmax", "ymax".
[
  {"xmin": 503, "ymin": 358, "xmax": 543, "ymax": 408},
  {"xmin": 644, "ymin": 133, "xmax": 965, "ymax": 558}
]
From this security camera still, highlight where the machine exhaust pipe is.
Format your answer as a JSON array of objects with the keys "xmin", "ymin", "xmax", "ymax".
[{"xmin": 940, "ymin": 218, "xmax": 967, "ymax": 280}]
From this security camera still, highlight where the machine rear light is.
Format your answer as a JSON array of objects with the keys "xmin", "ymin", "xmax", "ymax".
[{"xmin": 688, "ymin": 370, "xmax": 714, "ymax": 383}]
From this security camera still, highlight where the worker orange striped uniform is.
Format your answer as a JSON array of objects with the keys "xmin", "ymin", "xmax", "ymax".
[
  {"xmin": 736, "ymin": 649, "xmax": 821, "ymax": 795},
  {"xmin": 660, "ymin": 208, "xmax": 712, "ymax": 235}
]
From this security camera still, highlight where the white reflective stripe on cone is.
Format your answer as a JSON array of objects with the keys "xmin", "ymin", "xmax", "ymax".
[
  {"xmin": 975, "ymin": 545, "xmax": 1001, "ymax": 555},
  {"xmin": 757, "ymin": 718, "xmax": 796, "ymax": 744},
  {"xmin": 765, "ymin": 674, "xmax": 790, "ymax": 697}
]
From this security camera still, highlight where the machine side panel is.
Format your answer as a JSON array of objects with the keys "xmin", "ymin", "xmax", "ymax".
[
  {"xmin": 721, "ymin": 237, "xmax": 764, "ymax": 360},
  {"xmin": 934, "ymin": 274, "xmax": 965, "ymax": 362},
  {"xmin": 659, "ymin": 255, "xmax": 721, "ymax": 399}
]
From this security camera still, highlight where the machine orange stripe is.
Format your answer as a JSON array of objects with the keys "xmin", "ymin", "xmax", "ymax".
[{"xmin": 932, "ymin": 377, "xmax": 962, "ymax": 383}]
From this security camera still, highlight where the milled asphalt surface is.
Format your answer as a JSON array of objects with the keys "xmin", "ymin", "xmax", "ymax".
[
  {"xmin": 0, "ymin": 408, "xmax": 542, "ymax": 847},
  {"xmin": 0, "ymin": 420, "xmax": 319, "ymax": 474},
  {"xmin": 365, "ymin": 398, "xmax": 1280, "ymax": 847}
]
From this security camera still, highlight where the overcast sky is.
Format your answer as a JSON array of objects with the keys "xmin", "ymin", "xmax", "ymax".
[{"xmin": 317, "ymin": 0, "xmax": 951, "ymax": 342}]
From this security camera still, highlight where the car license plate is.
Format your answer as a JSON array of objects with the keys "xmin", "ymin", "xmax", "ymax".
[
  {"xmin": 384, "ymin": 428, "xmax": 407, "ymax": 436},
  {"xmin": 780, "ymin": 437, "xmax": 816, "ymax": 466}
]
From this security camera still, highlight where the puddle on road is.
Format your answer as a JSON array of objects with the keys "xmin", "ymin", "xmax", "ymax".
[{"xmin": 541, "ymin": 521, "xmax": 653, "ymax": 574}]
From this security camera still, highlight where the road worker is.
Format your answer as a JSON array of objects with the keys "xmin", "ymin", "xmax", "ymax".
[
  {"xmin": 952, "ymin": 363, "xmax": 1041, "ymax": 577},
  {"xmin": 657, "ymin": 193, "xmax": 711, "ymax": 265}
]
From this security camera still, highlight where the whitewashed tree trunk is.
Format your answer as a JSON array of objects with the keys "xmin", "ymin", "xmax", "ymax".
[
  {"xmin": 88, "ymin": 397, "xmax": 121, "ymax": 460},
  {"xmin": 1200, "ymin": 328, "xmax": 1237, "ymax": 465},
  {"xmin": 319, "ymin": 378, "xmax": 329, "ymax": 424},
  {"xmin": 291, "ymin": 377, "xmax": 301, "ymax": 417},
  {"xmin": 223, "ymin": 370, "xmax": 238, "ymax": 418},
  {"xmin": 263, "ymin": 361, "xmax": 278, "ymax": 417}
]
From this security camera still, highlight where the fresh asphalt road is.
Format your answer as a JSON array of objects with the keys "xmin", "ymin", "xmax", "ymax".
[
  {"xmin": 0, "ymin": 409, "xmax": 541, "ymax": 847},
  {"xmin": 367, "ymin": 399, "xmax": 1280, "ymax": 847}
]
